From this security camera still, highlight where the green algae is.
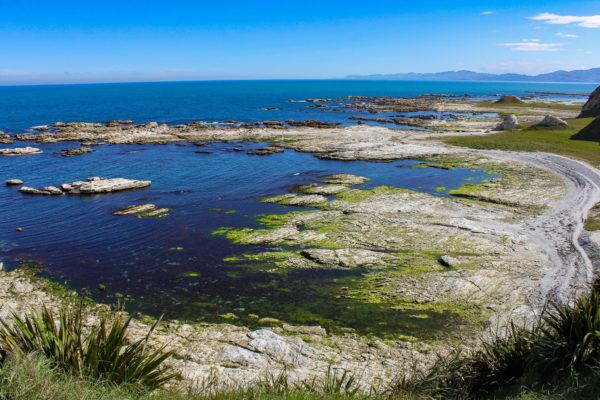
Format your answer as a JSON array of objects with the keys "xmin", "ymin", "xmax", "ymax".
[
  {"xmin": 335, "ymin": 185, "xmax": 411, "ymax": 203},
  {"xmin": 180, "ymin": 272, "xmax": 200, "ymax": 278}
]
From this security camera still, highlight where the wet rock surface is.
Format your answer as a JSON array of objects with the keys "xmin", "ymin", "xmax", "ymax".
[
  {"xmin": 5, "ymin": 179, "xmax": 23, "ymax": 186},
  {"xmin": 61, "ymin": 147, "xmax": 94, "ymax": 156},
  {"xmin": 113, "ymin": 204, "xmax": 171, "ymax": 218}
]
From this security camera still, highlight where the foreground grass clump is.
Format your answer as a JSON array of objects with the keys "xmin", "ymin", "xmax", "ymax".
[
  {"xmin": 0, "ymin": 306, "xmax": 174, "ymax": 390},
  {"xmin": 0, "ymin": 355, "xmax": 378, "ymax": 400},
  {"xmin": 409, "ymin": 285, "xmax": 600, "ymax": 398},
  {"xmin": 443, "ymin": 118, "xmax": 599, "ymax": 167}
]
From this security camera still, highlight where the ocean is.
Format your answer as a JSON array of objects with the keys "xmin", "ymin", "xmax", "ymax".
[{"xmin": 0, "ymin": 80, "xmax": 595, "ymax": 133}]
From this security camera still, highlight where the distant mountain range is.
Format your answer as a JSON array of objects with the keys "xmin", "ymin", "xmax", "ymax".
[{"xmin": 346, "ymin": 68, "xmax": 600, "ymax": 83}]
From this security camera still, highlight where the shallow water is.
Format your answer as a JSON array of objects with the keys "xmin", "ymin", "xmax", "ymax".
[{"xmin": 1, "ymin": 141, "xmax": 493, "ymax": 338}]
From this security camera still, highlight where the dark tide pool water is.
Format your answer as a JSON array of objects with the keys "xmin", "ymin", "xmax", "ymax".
[{"xmin": 1, "ymin": 141, "xmax": 493, "ymax": 339}]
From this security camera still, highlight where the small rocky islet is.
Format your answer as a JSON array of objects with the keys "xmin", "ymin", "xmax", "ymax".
[{"xmin": 0, "ymin": 91, "xmax": 598, "ymax": 389}]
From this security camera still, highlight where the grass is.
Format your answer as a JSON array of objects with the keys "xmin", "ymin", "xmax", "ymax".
[
  {"xmin": 5, "ymin": 283, "xmax": 600, "ymax": 399},
  {"xmin": 472, "ymin": 100, "xmax": 583, "ymax": 111},
  {"xmin": 443, "ymin": 118, "xmax": 600, "ymax": 168},
  {"xmin": 0, "ymin": 305, "xmax": 175, "ymax": 390},
  {"xmin": 586, "ymin": 203, "xmax": 600, "ymax": 231}
]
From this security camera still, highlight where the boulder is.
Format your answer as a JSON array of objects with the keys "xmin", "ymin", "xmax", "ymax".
[
  {"xmin": 579, "ymin": 85, "xmax": 600, "ymax": 118},
  {"xmin": 498, "ymin": 114, "xmax": 519, "ymax": 131},
  {"xmin": 43, "ymin": 186, "xmax": 64, "ymax": 195},
  {"xmin": 536, "ymin": 115, "xmax": 568, "ymax": 127},
  {"xmin": 439, "ymin": 255, "xmax": 460, "ymax": 268},
  {"xmin": 0, "ymin": 147, "xmax": 42, "ymax": 155},
  {"xmin": 5, "ymin": 179, "xmax": 23, "ymax": 186}
]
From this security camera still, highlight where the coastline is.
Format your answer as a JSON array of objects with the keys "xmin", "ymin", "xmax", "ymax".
[{"xmin": 1, "ymin": 95, "xmax": 599, "ymax": 389}]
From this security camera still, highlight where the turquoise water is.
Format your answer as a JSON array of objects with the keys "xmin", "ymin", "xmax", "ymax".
[{"xmin": 0, "ymin": 80, "xmax": 594, "ymax": 132}]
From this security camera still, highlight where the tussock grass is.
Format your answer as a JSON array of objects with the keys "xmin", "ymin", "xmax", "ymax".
[{"xmin": 0, "ymin": 305, "xmax": 175, "ymax": 390}]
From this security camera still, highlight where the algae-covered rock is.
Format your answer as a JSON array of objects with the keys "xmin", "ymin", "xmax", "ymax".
[
  {"xmin": 324, "ymin": 174, "xmax": 369, "ymax": 186},
  {"xmin": 263, "ymin": 194, "xmax": 327, "ymax": 206},
  {"xmin": 301, "ymin": 248, "xmax": 397, "ymax": 268},
  {"xmin": 302, "ymin": 184, "xmax": 348, "ymax": 195}
]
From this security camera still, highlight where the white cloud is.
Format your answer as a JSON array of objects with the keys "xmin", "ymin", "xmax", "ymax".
[
  {"xmin": 497, "ymin": 39, "xmax": 564, "ymax": 52},
  {"xmin": 530, "ymin": 12, "xmax": 600, "ymax": 28},
  {"xmin": 481, "ymin": 10, "xmax": 495, "ymax": 15},
  {"xmin": 555, "ymin": 32, "xmax": 578, "ymax": 38}
]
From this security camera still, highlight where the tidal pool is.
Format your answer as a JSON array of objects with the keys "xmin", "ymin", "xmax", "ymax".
[{"xmin": 1, "ymin": 141, "xmax": 494, "ymax": 339}]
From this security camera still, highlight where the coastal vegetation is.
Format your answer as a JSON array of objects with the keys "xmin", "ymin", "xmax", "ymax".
[
  {"xmin": 3, "ymin": 280, "xmax": 600, "ymax": 399},
  {"xmin": 443, "ymin": 117, "xmax": 600, "ymax": 168}
]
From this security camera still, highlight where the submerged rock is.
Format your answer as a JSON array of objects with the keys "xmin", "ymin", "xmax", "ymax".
[
  {"xmin": 579, "ymin": 85, "xmax": 600, "ymax": 118},
  {"xmin": 536, "ymin": 115, "xmax": 568, "ymax": 127},
  {"xmin": 61, "ymin": 177, "xmax": 151, "ymax": 194},
  {"xmin": 0, "ymin": 147, "xmax": 42, "ymax": 155},
  {"xmin": 113, "ymin": 204, "xmax": 170, "ymax": 218},
  {"xmin": 498, "ymin": 114, "xmax": 519, "ymax": 131},
  {"xmin": 247, "ymin": 146, "xmax": 285, "ymax": 156},
  {"xmin": 61, "ymin": 147, "xmax": 94, "ymax": 156},
  {"xmin": 5, "ymin": 179, "xmax": 23, "ymax": 186}
]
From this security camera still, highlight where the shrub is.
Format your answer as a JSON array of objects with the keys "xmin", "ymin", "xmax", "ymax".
[
  {"xmin": 536, "ymin": 290, "xmax": 600, "ymax": 375},
  {"xmin": 0, "ymin": 305, "xmax": 175, "ymax": 390}
]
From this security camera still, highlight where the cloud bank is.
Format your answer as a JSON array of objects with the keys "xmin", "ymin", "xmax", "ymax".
[{"xmin": 530, "ymin": 12, "xmax": 600, "ymax": 28}]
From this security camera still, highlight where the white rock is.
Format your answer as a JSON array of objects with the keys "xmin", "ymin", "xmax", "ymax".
[
  {"xmin": 5, "ymin": 179, "xmax": 23, "ymax": 186},
  {"xmin": 218, "ymin": 345, "xmax": 268, "ymax": 367},
  {"xmin": 0, "ymin": 147, "xmax": 42, "ymax": 155}
]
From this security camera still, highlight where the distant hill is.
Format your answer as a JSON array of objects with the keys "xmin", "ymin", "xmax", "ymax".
[{"xmin": 346, "ymin": 68, "xmax": 600, "ymax": 83}]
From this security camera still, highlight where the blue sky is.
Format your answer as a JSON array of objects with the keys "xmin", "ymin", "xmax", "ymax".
[{"xmin": 1, "ymin": 0, "xmax": 599, "ymax": 84}]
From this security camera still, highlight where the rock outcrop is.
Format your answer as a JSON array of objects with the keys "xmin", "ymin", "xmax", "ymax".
[
  {"xmin": 579, "ymin": 85, "xmax": 600, "ymax": 118},
  {"xmin": 5, "ymin": 179, "xmax": 23, "ymax": 186},
  {"xmin": 536, "ymin": 115, "xmax": 568, "ymax": 127},
  {"xmin": 61, "ymin": 147, "xmax": 94, "ymax": 156},
  {"xmin": 61, "ymin": 177, "xmax": 151, "ymax": 194},
  {"xmin": 0, "ymin": 147, "xmax": 42, "ymax": 155},
  {"xmin": 19, "ymin": 177, "xmax": 151, "ymax": 195}
]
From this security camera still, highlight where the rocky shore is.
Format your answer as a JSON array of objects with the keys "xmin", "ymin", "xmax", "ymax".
[{"xmin": 0, "ymin": 95, "xmax": 598, "ymax": 391}]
